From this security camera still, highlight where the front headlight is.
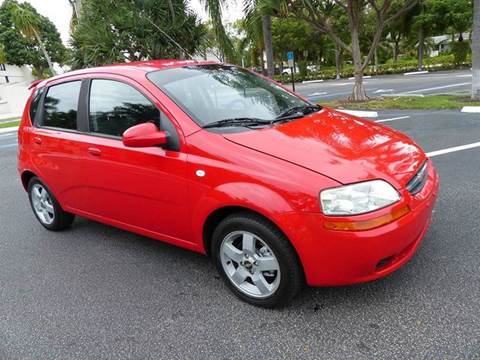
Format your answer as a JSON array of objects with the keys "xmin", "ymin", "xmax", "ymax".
[{"xmin": 320, "ymin": 180, "xmax": 400, "ymax": 216}]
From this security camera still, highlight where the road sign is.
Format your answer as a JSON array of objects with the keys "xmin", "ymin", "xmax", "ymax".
[{"xmin": 287, "ymin": 51, "xmax": 294, "ymax": 68}]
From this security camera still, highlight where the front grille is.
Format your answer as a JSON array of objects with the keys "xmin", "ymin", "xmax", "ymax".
[{"xmin": 406, "ymin": 161, "xmax": 428, "ymax": 195}]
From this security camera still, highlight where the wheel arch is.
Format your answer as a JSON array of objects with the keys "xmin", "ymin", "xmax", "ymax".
[
  {"xmin": 21, "ymin": 170, "xmax": 37, "ymax": 190},
  {"xmin": 202, "ymin": 205, "xmax": 307, "ymax": 283}
]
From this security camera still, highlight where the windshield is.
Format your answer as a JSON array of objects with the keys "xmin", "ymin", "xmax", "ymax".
[{"xmin": 147, "ymin": 64, "xmax": 311, "ymax": 127}]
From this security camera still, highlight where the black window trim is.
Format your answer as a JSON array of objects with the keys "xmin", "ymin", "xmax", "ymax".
[
  {"xmin": 85, "ymin": 76, "xmax": 180, "ymax": 150},
  {"xmin": 33, "ymin": 75, "xmax": 181, "ymax": 151},
  {"xmin": 30, "ymin": 87, "xmax": 45, "ymax": 125},
  {"xmin": 35, "ymin": 79, "xmax": 84, "ymax": 133}
]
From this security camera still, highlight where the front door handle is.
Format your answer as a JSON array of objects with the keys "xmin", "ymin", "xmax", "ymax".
[
  {"xmin": 33, "ymin": 136, "xmax": 42, "ymax": 144},
  {"xmin": 88, "ymin": 147, "xmax": 101, "ymax": 156}
]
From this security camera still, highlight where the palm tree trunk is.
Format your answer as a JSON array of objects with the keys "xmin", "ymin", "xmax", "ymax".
[
  {"xmin": 34, "ymin": 30, "xmax": 55, "ymax": 75},
  {"xmin": 335, "ymin": 46, "xmax": 341, "ymax": 80},
  {"xmin": 473, "ymin": 0, "xmax": 480, "ymax": 100},
  {"xmin": 262, "ymin": 15, "xmax": 274, "ymax": 78},
  {"xmin": 418, "ymin": 26, "xmax": 424, "ymax": 71}
]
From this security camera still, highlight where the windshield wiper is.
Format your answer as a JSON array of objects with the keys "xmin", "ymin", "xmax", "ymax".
[
  {"xmin": 202, "ymin": 117, "xmax": 272, "ymax": 129},
  {"xmin": 275, "ymin": 105, "xmax": 322, "ymax": 121}
]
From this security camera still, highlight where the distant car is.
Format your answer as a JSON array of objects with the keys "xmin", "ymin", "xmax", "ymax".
[
  {"xmin": 18, "ymin": 60, "xmax": 439, "ymax": 307},
  {"xmin": 281, "ymin": 67, "xmax": 299, "ymax": 76},
  {"xmin": 282, "ymin": 65, "xmax": 318, "ymax": 76}
]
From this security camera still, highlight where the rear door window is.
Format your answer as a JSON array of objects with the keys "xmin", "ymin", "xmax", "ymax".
[{"xmin": 42, "ymin": 81, "xmax": 82, "ymax": 130}]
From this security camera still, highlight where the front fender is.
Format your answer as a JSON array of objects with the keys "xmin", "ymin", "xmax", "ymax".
[{"xmin": 190, "ymin": 182, "xmax": 295, "ymax": 252}]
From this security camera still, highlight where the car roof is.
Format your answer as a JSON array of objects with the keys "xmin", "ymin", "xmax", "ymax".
[{"xmin": 34, "ymin": 59, "xmax": 220, "ymax": 89}]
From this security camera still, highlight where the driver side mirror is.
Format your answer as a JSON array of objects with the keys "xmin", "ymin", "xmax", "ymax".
[{"xmin": 122, "ymin": 123, "xmax": 168, "ymax": 148}]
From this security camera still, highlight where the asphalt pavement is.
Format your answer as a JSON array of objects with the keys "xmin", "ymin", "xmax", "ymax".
[
  {"xmin": 1, "ymin": 108, "xmax": 480, "ymax": 359},
  {"xmin": 286, "ymin": 69, "xmax": 474, "ymax": 101}
]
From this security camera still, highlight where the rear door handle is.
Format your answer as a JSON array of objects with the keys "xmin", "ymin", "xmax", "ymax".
[
  {"xmin": 33, "ymin": 136, "xmax": 42, "ymax": 144},
  {"xmin": 88, "ymin": 147, "xmax": 101, "ymax": 156}
]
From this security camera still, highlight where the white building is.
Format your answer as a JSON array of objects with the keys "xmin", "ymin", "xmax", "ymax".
[
  {"xmin": 429, "ymin": 33, "xmax": 470, "ymax": 57},
  {"xmin": 0, "ymin": 64, "xmax": 34, "ymax": 120}
]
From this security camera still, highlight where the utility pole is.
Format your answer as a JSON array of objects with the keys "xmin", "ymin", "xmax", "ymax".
[
  {"xmin": 473, "ymin": 0, "xmax": 480, "ymax": 100},
  {"xmin": 418, "ymin": 0, "xmax": 424, "ymax": 71}
]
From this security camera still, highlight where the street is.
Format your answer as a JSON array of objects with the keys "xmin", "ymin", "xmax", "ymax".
[
  {"xmin": 1, "ymin": 104, "xmax": 479, "ymax": 359},
  {"xmin": 289, "ymin": 69, "xmax": 474, "ymax": 101}
]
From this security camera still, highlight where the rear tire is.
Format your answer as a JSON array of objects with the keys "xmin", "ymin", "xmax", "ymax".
[
  {"xmin": 28, "ymin": 177, "xmax": 75, "ymax": 231},
  {"xmin": 211, "ymin": 212, "xmax": 304, "ymax": 308}
]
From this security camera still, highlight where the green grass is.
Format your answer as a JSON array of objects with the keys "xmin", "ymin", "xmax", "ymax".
[
  {"xmin": 0, "ymin": 120, "xmax": 20, "ymax": 128},
  {"xmin": 321, "ymin": 95, "xmax": 480, "ymax": 110}
]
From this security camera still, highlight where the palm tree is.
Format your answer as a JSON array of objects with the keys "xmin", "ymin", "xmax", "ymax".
[
  {"xmin": 202, "ymin": 0, "xmax": 275, "ymax": 77},
  {"xmin": 473, "ymin": 0, "xmax": 480, "ymax": 100},
  {"xmin": 10, "ymin": 3, "xmax": 55, "ymax": 75},
  {"xmin": 68, "ymin": 0, "xmax": 81, "ymax": 19},
  {"xmin": 67, "ymin": 0, "xmax": 82, "ymax": 31},
  {"xmin": 202, "ymin": 0, "xmax": 235, "ymax": 62}
]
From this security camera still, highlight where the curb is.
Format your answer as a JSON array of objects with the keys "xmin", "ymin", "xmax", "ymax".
[
  {"xmin": 334, "ymin": 109, "xmax": 378, "ymax": 118},
  {"xmin": 0, "ymin": 126, "xmax": 19, "ymax": 134},
  {"xmin": 404, "ymin": 70, "xmax": 429, "ymax": 76},
  {"xmin": 381, "ymin": 93, "xmax": 425, "ymax": 97},
  {"xmin": 461, "ymin": 106, "xmax": 480, "ymax": 113},
  {"xmin": 348, "ymin": 76, "xmax": 372, "ymax": 80},
  {"xmin": 302, "ymin": 79, "xmax": 324, "ymax": 84}
]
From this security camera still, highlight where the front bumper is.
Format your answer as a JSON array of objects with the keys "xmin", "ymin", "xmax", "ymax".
[{"xmin": 281, "ymin": 160, "xmax": 439, "ymax": 286}]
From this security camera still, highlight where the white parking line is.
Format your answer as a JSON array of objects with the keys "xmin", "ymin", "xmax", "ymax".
[
  {"xmin": 404, "ymin": 82, "xmax": 471, "ymax": 94},
  {"xmin": 0, "ymin": 126, "xmax": 19, "ymax": 134},
  {"xmin": 375, "ymin": 116, "xmax": 410, "ymax": 123},
  {"xmin": 426, "ymin": 142, "xmax": 480, "ymax": 158},
  {"xmin": 335, "ymin": 109, "xmax": 378, "ymax": 118},
  {"xmin": 0, "ymin": 133, "xmax": 17, "ymax": 139},
  {"xmin": 0, "ymin": 143, "xmax": 17, "ymax": 149}
]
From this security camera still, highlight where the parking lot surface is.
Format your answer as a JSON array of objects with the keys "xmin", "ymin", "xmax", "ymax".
[
  {"xmin": 288, "ymin": 69, "xmax": 474, "ymax": 101},
  {"xmin": 1, "ymin": 109, "xmax": 480, "ymax": 359}
]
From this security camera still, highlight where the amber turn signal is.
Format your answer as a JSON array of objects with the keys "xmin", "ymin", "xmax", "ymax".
[{"xmin": 324, "ymin": 205, "xmax": 411, "ymax": 231}]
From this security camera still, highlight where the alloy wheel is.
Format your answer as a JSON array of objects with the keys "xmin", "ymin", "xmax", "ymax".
[{"xmin": 220, "ymin": 231, "xmax": 281, "ymax": 299}]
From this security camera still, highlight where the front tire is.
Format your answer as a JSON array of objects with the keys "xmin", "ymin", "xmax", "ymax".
[
  {"xmin": 28, "ymin": 177, "xmax": 75, "ymax": 231},
  {"xmin": 211, "ymin": 212, "xmax": 304, "ymax": 308}
]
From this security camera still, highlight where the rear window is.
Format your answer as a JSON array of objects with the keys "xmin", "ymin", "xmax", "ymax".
[{"xmin": 42, "ymin": 81, "xmax": 82, "ymax": 130}]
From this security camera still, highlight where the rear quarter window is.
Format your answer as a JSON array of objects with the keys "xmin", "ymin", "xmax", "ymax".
[{"xmin": 29, "ymin": 88, "xmax": 43, "ymax": 124}]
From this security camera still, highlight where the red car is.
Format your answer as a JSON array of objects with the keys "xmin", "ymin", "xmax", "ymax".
[{"xmin": 18, "ymin": 60, "xmax": 439, "ymax": 307}]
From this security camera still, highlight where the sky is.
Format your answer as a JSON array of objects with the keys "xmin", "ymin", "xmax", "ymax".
[{"xmin": 18, "ymin": 0, "xmax": 245, "ymax": 46}]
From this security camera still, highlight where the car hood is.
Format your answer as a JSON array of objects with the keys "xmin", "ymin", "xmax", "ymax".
[{"xmin": 222, "ymin": 108, "xmax": 426, "ymax": 188}]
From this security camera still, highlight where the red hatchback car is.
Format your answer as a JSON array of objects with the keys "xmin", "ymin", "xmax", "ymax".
[{"xmin": 18, "ymin": 60, "xmax": 439, "ymax": 307}]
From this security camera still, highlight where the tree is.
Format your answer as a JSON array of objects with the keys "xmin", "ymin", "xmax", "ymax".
[
  {"xmin": 385, "ymin": 0, "xmax": 417, "ymax": 62},
  {"xmin": 67, "ymin": 0, "xmax": 82, "ymax": 30},
  {"xmin": 473, "ymin": 0, "xmax": 480, "ymax": 100},
  {"xmin": 0, "ymin": 0, "xmax": 67, "ymax": 78},
  {"xmin": 203, "ymin": 1, "xmax": 276, "ymax": 77},
  {"xmin": 284, "ymin": 0, "xmax": 419, "ymax": 101},
  {"xmin": 262, "ymin": 15, "xmax": 274, "ymax": 77},
  {"xmin": 10, "ymin": 2, "xmax": 55, "ymax": 73},
  {"xmin": 202, "ymin": 0, "xmax": 235, "ymax": 62},
  {"xmin": 70, "ymin": 0, "xmax": 205, "ymax": 68}
]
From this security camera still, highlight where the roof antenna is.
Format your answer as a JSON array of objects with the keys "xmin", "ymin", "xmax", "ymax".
[{"xmin": 140, "ymin": 12, "xmax": 194, "ymax": 60}]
